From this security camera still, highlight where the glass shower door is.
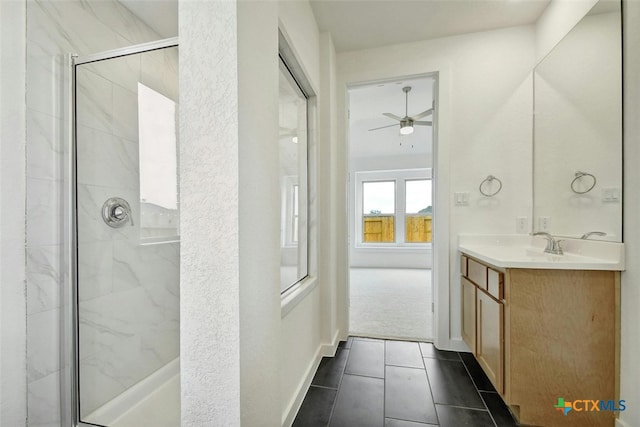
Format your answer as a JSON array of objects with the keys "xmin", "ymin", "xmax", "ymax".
[{"xmin": 74, "ymin": 43, "xmax": 180, "ymax": 427}]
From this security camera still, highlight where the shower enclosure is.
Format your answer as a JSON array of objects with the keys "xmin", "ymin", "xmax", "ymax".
[{"xmin": 69, "ymin": 38, "xmax": 180, "ymax": 427}]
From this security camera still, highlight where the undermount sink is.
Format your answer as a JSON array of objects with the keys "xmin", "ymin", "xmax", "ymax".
[{"xmin": 458, "ymin": 234, "xmax": 625, "ymax": 270}]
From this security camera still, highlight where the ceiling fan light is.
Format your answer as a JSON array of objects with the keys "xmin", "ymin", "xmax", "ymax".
[{"xmin": 400, "ymin": 123, "xmax": 414, "ymax": 135}]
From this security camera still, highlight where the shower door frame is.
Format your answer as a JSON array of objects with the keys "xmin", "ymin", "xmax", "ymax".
[{"xmin": 65, "ymin": 37, "xmax": 179, "ymax": 427}]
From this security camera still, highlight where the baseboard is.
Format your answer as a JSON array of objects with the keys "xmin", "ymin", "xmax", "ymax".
[
  {"xmin": 281, "ymin": 333, "xmax": 340, "ymax": 427},
  {"xmin": 440, "ymin": 337, "xmax": 470, "ymax": 352}
]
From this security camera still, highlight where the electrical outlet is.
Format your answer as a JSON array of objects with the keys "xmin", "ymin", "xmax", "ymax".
[
  {"xmin": 538, "ymin": 216, "xmax": 551, "ymax": 232},
  {"xmin": 516, "ymin": 217, "xmax": 528, "ymax": 234}
]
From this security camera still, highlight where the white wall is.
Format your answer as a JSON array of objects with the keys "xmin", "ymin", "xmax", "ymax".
[
  {"xmin": 0, "ymin": 1, "xmax": 27, "ymax": 425},
  {"xmin": 318, "ymin": 31, "xmax": 342, "ymax": 353},
  {"xmin": 337, "ymin": 26, "xmax": 535, "ymax": 350},
  {"xmin": 238, "ymin": 1, "xmax": 281, "ymax": 425},
  {"xmin": 619, "ymin": 0, "xmax": 640, "ymax": 425},
  {"xmin": 535, "ymin": 0, "xmax": 598, "ymax": 61}
]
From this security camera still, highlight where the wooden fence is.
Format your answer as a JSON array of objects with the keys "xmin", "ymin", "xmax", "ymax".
[{"xmin": 363, "ymin": 215, "xmax": 432, "ymax": 243}]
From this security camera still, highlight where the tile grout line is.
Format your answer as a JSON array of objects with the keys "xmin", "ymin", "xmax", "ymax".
[
  {"xmin": 383, "ymin": 339, "xmax": 387, "ymax": 423},
  {"xmin": 478, "ymin": 392, "xmax": 500, "ymax": 427},
  {"xmin": 458, "ymin": 352, "xmax": 499, "ymax": 427},
  {"xmin": 325, "ymin": 339, "xmax": 352, "ymax": 427},
  {"xmin": 421, "ymin": 342, "xmax": 441, "ymax": 426},
  {"xmin": 308, "ymin": 384, "xmax": 338, "ymax": 391}
]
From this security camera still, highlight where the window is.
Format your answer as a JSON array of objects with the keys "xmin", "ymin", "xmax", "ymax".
[
  {"xmin": 279, "ymin": 58, "xmax": 308, "ymax": 293},
  {"xmin": 355, "ymin": 169, "xmax": 432, "ymax": 247},
  {"xmin": 405, "ymin": 179, "xmax": 432, "ymax": 243},
  {"xmin": 362, "ymin": 181, "xmax": 395, "ymax": 243}
]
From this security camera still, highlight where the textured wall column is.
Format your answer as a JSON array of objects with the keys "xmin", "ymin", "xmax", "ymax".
[{"xmin": 179, "ymin": 1, "xmax": 241, "ymax": 425}]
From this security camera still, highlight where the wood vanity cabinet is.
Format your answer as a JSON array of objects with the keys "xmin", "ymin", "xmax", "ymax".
[
  {"xmin": 460, "ymin": 253, "xmax": 620, "ymax": 427},
  {"xmin": 461, "ymin": 255, "xmax": 504, "ymax": 394}
]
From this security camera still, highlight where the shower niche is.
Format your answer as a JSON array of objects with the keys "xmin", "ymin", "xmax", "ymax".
[{"xmin": 73, "ymin": 40, "xmax": 180, "ymax": 427}]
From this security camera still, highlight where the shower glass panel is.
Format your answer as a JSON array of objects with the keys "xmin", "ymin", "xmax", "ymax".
[{"xmin": 74, "ymin": 43, "xmax": 179, "ymax": 427}]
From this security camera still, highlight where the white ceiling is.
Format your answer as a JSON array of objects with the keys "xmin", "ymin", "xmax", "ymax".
[{"xmin": 310, "ymin": 0, "xmax": 550, "ymax": 53}]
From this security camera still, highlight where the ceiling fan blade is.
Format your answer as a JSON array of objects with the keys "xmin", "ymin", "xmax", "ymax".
[
  {"xmin": 368, "ymin": 123, "xmax": 398, "ymax": 131},
  {"xmin": 382, "ymin": 112, "xmax": 403, "ymax": 121},
  {"xmin": 411, "ymin": 108, "xmax": 433, "ymax": 120},
  {"xmin": 414, "ymin": 121, "xmax": 433, "ymax": 126}
]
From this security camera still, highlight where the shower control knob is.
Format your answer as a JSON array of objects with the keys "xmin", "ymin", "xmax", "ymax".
[
  {"xmin": 113, "ymin": 206, "xmax": 126, "ymax": 219},
  {"xmin": 102, "ymin": 197, "xmax": 134, "ymax": 228}
]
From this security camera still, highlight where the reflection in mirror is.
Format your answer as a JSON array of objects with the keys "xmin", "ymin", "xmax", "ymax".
[
  {"xmin": 533, "ymin": 0, "xmax": 622, "ymax": 241},
  {"xmin": 279, "ymin": 59, "xmax": 309, "ymax": 292}
]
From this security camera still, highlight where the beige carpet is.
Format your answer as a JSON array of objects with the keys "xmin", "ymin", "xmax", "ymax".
[{"xmin": 349, "ymin": 268, "xmax": 433, "ymax": 341}]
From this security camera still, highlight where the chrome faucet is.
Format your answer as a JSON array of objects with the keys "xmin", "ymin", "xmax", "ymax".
[
  {"xmin": 532, "ymin": 232, "xmax": 564, "ymax": 255},
  {"xmin": 581, "ymin": 231, "xmax": 606, "ymax": 239}
]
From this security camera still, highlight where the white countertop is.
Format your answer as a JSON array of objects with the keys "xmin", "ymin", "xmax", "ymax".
[{"xmin": 458, "ymin": 235, "xmax": 625, "ymax": 271}]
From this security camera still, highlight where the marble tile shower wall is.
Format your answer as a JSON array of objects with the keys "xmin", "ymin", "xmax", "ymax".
[{"xmin": 25, "ymin": 1, "xmax": 178, "ymax": 425}]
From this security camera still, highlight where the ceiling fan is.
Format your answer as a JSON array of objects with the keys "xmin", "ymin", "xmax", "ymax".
[{"xmin": 368, "ymin": 86, "xmax": 432, "ymax": 135}]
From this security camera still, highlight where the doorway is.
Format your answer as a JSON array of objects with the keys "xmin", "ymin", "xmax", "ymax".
[{"xmin": 347, "ymin": 75, "xmax": 436, "ymax": 341}]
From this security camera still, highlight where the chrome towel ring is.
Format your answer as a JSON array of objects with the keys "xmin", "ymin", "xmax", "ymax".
[
  {"xmin": 479, "ymin": 175, "xmax": 502, "ymax": 197},
  {"xmin": 571, "ymin": 171, "xmax": 596, "ymax": 194}
]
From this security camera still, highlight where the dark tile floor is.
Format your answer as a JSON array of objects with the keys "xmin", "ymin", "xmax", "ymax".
[{"xmin": 293, "ymin": 337, "xmax": 518, "ymax": 427}]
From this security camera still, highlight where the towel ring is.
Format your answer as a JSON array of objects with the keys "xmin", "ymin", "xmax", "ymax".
[
  {"xmin": 571, "ymin": 171, "xmax": 596, "ymax": 194},
  {"xmin": 479, "ymin": 175, "xmax": 502, "ymax": 197}
]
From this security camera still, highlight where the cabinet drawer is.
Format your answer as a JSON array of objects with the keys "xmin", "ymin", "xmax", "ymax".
[
  {"xmin": 460, "ymin": 255, "xmax": 468, "ymax": 276},
  {"xmin": 487, "ymin": 268, "xmax": 503, "ymax": 300},
  {"xmin": 467, "ymin": 258, "xmax": 487, "ymax": 289}
]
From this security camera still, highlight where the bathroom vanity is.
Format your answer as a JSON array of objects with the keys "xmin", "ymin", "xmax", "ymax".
[{"xmin": 459, "ymin": 235, "xmax": 624, "ymax": 427}]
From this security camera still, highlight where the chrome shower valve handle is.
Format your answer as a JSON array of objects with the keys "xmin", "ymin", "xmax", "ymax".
[{"xmin": 102, "ymin": 197, "xmax": 134, "ymax": 228}]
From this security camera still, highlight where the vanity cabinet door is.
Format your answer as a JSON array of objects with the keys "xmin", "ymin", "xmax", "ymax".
[
  {"xmin": 476, "ymin": 290, "xmax": 503, "ymax": 394},
  {"xmin": 461, "ymin": 277, "xmax": 476, "ymax": 353}
]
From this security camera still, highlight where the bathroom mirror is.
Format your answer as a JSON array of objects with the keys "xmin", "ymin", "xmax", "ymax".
[{"xmin": 533, "ymin": 0, "xmax": 622, "ymax": 241}]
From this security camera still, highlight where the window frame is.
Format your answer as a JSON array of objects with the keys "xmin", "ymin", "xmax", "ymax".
[
  {"xmin": 355, "ymin": 168, "xmax": 433, "ymax": 249},
  {"xmin": 278, "ymin": 54, "xmax": 310, "ymax": 295}
]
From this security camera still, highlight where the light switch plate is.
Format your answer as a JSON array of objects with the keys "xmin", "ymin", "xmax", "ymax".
[
  {"xmin": 454, "ymin": 192, "xmax": 469, "ymax": 206},
  {"xmin": 602, "ymin": 187, "xmax": 621, "ymax": 202}
]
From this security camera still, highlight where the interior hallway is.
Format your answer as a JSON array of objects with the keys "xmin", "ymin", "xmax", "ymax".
[
  {"xmin": 293, "ymin": 337, "xmax": 517, "ymax": 426},
  {"xmin": 349, "ymin": 268, "xmax": 432, "ymax": 340}
]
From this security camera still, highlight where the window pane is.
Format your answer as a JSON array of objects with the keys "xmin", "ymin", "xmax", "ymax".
[
  {"xmin": 405, "ymin": 179, "xmax": 432, "ymax": 243},
  {"xmin": 363, "ymin": 181, "xmax": 395, "ymax": 214},
  {"xmin": 279, "ymin": 60, "xmax": 308, "ymax": 293},
  {"xmin": 363, "ymin": 181, "xmax": 395, "ymax": 243}
]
